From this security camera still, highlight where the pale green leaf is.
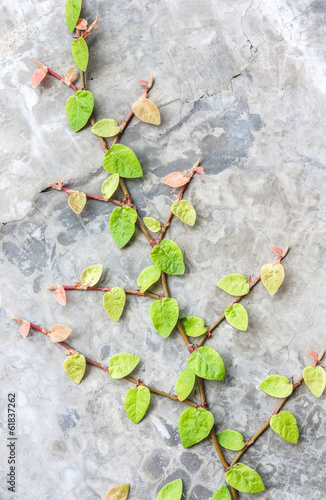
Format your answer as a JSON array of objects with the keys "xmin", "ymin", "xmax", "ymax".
[
  {"xmin": 103, "ymin": 144, "xmax": 143, "ymax": 178},
  {"xmin": 157, "ymin": 479, "xmax": 182, "ymax": 500},
  {"xmin": 71, "ymin": 37, "xmax": 89, "ymax": 72},
  {"xmin": 212, "ymin": 485, "xmax": 231, "ymax": 500},
  {"xmin": 178, "ymin": 407, "xmax": 214, "ymax": 448},
  {"xmin": 101, "ymin": 174, "xmax": 120, "ymax": 201},
  {"xmin": 270, "ymin": 411, "xmax": 299, "ymax": 443},
  {"xmin": 225, "ymin": 304, "xmax": 248, "ymax": 331},
  {"xmin": 171, "ymin": 200, "xmax": 196, "ymax": 226},
  {"xmin": 179, "ymin": 316, "xmax": 206, "ymax": 337},
  {"xmin": 143, "ymin": 217, "xmax": 161, "ymax": 232},
  {"xmin": 66, "ymin": 90, "xmax": 94, "ymax": 132},
  {"xmin": 149, "ymin": 298, "xmax": 179, "ymax": 338},
  {"xmin": 259, "ymin": 375, "xmax": 293, "ymax": 398},
  {"xmin": 65, "ymin": 0, "xmax": 82, "ymax": 32},
  {"xmin": 226, "ymin": 463, "xmax": 265, "ymax": 493},
  {"xmin": 124, "ymin": 386, "xmax": 151, "ymax": 424},
  {"xmin": 175, "ymin": 368, "xmax": 196, "ymax": 401},
  {"xmin": 137, "ymin": 265, "xmax": 161, "ymax": 293},
  {"xmin": 216, "ymin": 430, "xmax": 245, "ymax": 451},
  {"xmin": 303, "ymin": 365, "xmax": 326, "ymax": 397},
  {"xmin": 80, "ymin": 264, "xmax": 103, "ymax": 287},
  {"xmin": 63, "ymin": 354, "xmax": 86, "ymax": 384},
  {"xmin": 150, "ymin": 239, "xmax": 185, "ymax": 275},
  {"xmin": 187, "ymin": 346, "xmax": 225, "ymax": 380},
  {"xmin": 68, "ymin": 192, "xmax": 87, "ymax": 214},
  {"xmin": 103, "ymin": 287, "xmax": 126, "ymax": 321},
  {"xmin": 105, "ymin": 484, "xmax": 129, "ymax": 500},
  {"xmin": 91, "ymin": 119, "xmax": 121, "ymax": 137},
  {"xmin": 108, "ymin": 353, "xmax": 140, "ymax": 379},
  {"xmin": 261, "ymin": 263, "xmax": 284, "ymax": 296},
  {"xmin": 132, "ymin": 97, "xmax": 161, "ymax": 126},
  {"xmin": 109, "ymin": 206, "xmax": 138, "ymax": 248},
  {"xmin": 217, "ymin": 274, "xmax": 249, "ymax": 296}
]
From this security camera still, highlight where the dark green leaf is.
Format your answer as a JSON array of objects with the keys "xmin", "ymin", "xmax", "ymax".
[{"xmin": 65, "ymin": 0, "xmax": 82, "ymax": 32}]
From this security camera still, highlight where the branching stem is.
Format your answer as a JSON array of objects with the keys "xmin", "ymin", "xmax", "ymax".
[{"xmin": 46, "ymin": 285, "xmax": 160, "ymax": 299}]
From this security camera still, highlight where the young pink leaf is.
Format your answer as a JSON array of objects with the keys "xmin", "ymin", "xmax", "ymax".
[
  {"xmin": 162, "ymin": 172, "xmax": 189, "ymax": 188},
  {"xmin": 194, "ymin": 166, "xmax": 204, "ymax": 175},
  {"xmin": 20, "ymin": 321, "xmax": 31, "ymax": 338},
  {"xmin": 137, "ymin": 80, "xmax": 148, "ymax": 87},
  {"xmin": 270, "ymin": 246, "xmax": 282, "ymax": 256},
  {"xmin": 54, "ymin": 286, "xmax": 66, "ymax": 306},
  {"xmin": 49, "ymin": 324, "xmax": 72, "ymax": 343},
  {"xmin": 306, "ymin": 350, "xmax": 318, "ymax": 360},
  {"xmin": 58, "ymin": 177, "xmax": 63, "ymax": 189},
  {"xmin": 31, "ymin": 67, "xmax": 48, "ymax": 87},
  {"xmin": 76, "ymin": 18, "xmax": 88, "ymax": 30}
]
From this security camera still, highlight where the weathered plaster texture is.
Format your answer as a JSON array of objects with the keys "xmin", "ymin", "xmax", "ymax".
[{"xmin": 0, "ymin": 0, "xmax": 325, "ymax": 499}]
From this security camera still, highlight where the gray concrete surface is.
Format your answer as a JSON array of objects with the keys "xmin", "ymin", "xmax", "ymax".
[{"xmin": 1, "ymin": 0, "xmax": 326, "ymax": 499}]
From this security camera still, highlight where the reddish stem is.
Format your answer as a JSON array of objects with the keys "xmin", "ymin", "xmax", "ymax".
[
  {"xmin": 47, "ymin": 68, "xmax": 79, "ymax": 91},
  {"xmin": 60, "ymin": 186, "xmax": 123, "ymax": 206},
  {"xmin": 46, "ymin": 285, "xmax": 160, "ymax": 299}
]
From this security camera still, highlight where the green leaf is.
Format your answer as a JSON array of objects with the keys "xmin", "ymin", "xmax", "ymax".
[
  {"xmin": 132, "ymin": 97, "xmax": 161, "ymax": 126},
  {"xmin": 80, "ymin": 264, "xmax": 103, "ymax": 287},
  {"xmin": 143, "ymin": 217, "xmax": 161, "ymax": 232},
  {"xmin": 150, "ymin": 239, "xmax": 185, "ymax": 275},
  {"xmin": 71, "ymin": 38, "xmax": 89, "ymax": 72},
  {"xmin": 212, "ymin": 485, "xmax": 231, "ymax": 500},
  {"xmin": 66, "ymin": 90, "xmax": 94, "ymax": 132},
  {"xmin": 137, "ymin": 265, "xmax": 161, "ymax": 293},
  {"xmin": 225, "ymin": 304, "xmax": 248, "ymax": 331},
  {"xmin": 91, "ymin": 119, "xmax": 121, "ymax": 138},
  {"xmin": 303, "ymin": 365, "xmax": 326, "ymax": 397},
  {"xmin": 68, "ymin": 192, "xmax": 87, "ymax": 213},
  {"xmin": 187, "ymin": 346, "xmax": 225, "ymax": 380},
  {"xmin": 105, "ymin": 484, "xmax": 129, "ymax": 500},
  {"xmin": 149, "ymin": 298, "xmax": 179, "ymax": 338},
  {"xmin": 217, "ymin": 274, "xmax": 249, "ymax": 296},
  {"xmin": 179, "ymin": 316, "xmax": 207, "ymax": 337},
  {"xmin": 108, "ymin": 353, "xmax": 140, "ymax": 379},
  {"xmin": 261, "ymin": 263, "xmax": 284, "ymax": 296},
  {"xmin": 103, "ymin": 145, "xmax": 143, "ymax": 178},
  {"xmin": 226, "ymin": 463, "xmax": 265, "ymax": 493},
  {"xmin": 65, "ymin": 0, "xmax": 82, "ymax": 32},
  {"xmin": 216, "ymin": 430, "xmax": 245, "ymax": 451},
  {"xmin": 270, "ymin": 411, "xmax": 299, "ymax": 443},
  {"xmin": 259, "ymin": 375, "xmax": 293, "ymax": 398},
  {"xmin": 101, "ymin": 174, "xmax": 120, "ymax": 201},
  {"xmin": 178, "ymin": 407, "xmax": 214, "ymax": 448},
  {"xmin": 157, "ymin": 479, "xmax": 183, "ymax": 500},
  {"xmin": 109, "ymin": 206, "xmax": 138, "ymax": 248},
  {"xmin": 63, "ymin": 354, "xmax": 86, "ymax": 384},
  {"xmin": 171, "ymin": 200, "xmax": 196, "ymax": 226},
  {"xmin": 103, "ymin": 287, "xmax": 126, "ymax": 321},
  {"xmin": 175, "ymin": 368, "xmax": 196, "ymax": 401},
  {"xmin": 124, "ymin": 386, "xmax": 151, "ymax": 424}
]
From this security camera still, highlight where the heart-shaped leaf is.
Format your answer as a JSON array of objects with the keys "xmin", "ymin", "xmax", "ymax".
[
  {"xmin": 103, "ymin": 287, "xmax": 126, "ymax": 321},
  {"xmin": 303, "ymin": 366, "xmax": 326, "ymax": 397},
  {"xmin": 187, "ymin": 346, "xmax": 225, "ymax": 380},
  {"xmin": 171, "ymin": 200, "xmax": 196, "ymax": 226},
  {"xmin": 261, "ymin": 263, "xmax": 284, "ymax": 296},
  {"xmin": 216, "ymin": 430, "xmax": 245, "ymax": 451},
  {"xmin": 150, "ymin": 239, "xmax": 185, "ymax": 275},
  {"xmin": 55, "ymin": 285, "xmax": 66, "ymax": 306},
  {"xmin": 226, "ymin": 463, "xmax": 265, "ymax": 493},
  {"xmin": 71, "ymin": 37, "xmax": 89, "ymax": 71},
  {"xmin": 105, "ymin": 484, "xmax": 129, "ymax": 500},
  {"xmin": 217, "ymin": 274, "xmax": 249, "ymax": 296},
  {"xmin": 103, "ymin": 145, "xmax": 143, "ymax": 178},
  {"xmin": 65, "ymin": 0, "xmax": 82, "ymax": 32},
  {"xmin": 212, "ymin": 485, "xmax": 231, "ymax": 500},
  {"xmin": 179, "ymin": 316, "xmax": 207, "ymax": 337},
  {"xmin": 270, "ymin": 410, "xmax": 299, "ymax": 443},
  {"xmin": 80, "ymin": 264, "xmax": 103, "ymax": 287},
  {"xmin": 109, "ymin": 206, "xmax": 138, "ymax": 248},
  {"xmin": 149, "ymin": 298, "xmax": 179, "ymax": 338},
  {"xmin": 101, "ymin": 174, "xmax": 120, "ymax": 201},
  {"xmin": 162, "ymin": 172, "xmax": 189, "ymax": 188},
  {"xmin": 157, "ymin": 479, "xmax": 183, "ymax": 500},
  {"xmin": 259, "ymin": 375, "xmax": 293, "ymax": 398},
  {"xmin": 66, "ymin": 90, "xmax": 94, "ymax": 132},
  {"xmin": 49, "ymin": 324, "xmax": 72, "ymax": 343},
  {"xmin": 137, "ymin": 265, "xmax": 161, "ymax": 293},
  {"xmin": 68, "ymin": 192, "xmax": 87, "ymax": 214},
  {"xmin": 31, "ymin": 66, "xmax": 48, "ymax": 87},
  {"xmin": 132, "ymin": 96, "xmax": 161, "ymax": 125},
  {"xmin": 178, "ymin": 407, "xmax": 214, "ymax": 448},
  {"xmin": 63, "ymin": 354, "xmax": 86, "ymax": 384},
  {"xmin": 175, "ymin": 368, "xmax": 196, "ymax": 401},
  {"xmin": 225, "ymin": 304, "xmax": 248, "ymax": 331},
  {"xmin": 108, "ymin": 353, "xmax": 140, "ymax": 379},
  {"xmin": 91, "ymin": 119, "xmax": 121, "ymax": 137},
  {"xmin": 20, "ymin": 321, "xmax": 31, "ymax": 338},
  {"xmin": 124, "ymin": 386, "xmax": 151, "ymax": 424},
  {"xmin": 143, "ymin": 217, "xmax": 161, "ymax": 233}
]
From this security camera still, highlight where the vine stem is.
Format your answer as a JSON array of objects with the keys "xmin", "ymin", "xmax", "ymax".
[
  {"xmin": 46, "ymin": 285, "xmax": 160, "ymax": 299},
  {"xmin": 11, "ymin": 319, "xmax": 197, "ymax": 408},
  {"xmin": 60, "ymin": 186, "xmax": 123, "ymax": 205},
  {"xmin": 229, "ymin": 348, "xmax": 325, "ymax": 467}
]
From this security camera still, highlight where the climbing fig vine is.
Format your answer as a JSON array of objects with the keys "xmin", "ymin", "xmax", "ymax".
[{"xmin": 13, "ymin": 1, "xmax": 325, "ymax": 499}]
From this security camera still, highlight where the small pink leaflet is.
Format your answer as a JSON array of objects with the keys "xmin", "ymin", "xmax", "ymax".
[
  {"xmin": 54, "ymin": 285, "xmax": 66, "ymax": 306},
  {"xmin": 137, "ymin": 80, "xmax": 148, "ymax": 87},
  {"xmin": 162, "ymin": 172, "xmax": 189, "ymax": 188},
  {"xmin": 306, "ymin": 350, "xmax": 318, "ymax": 360},
  {"xmin": 20, "ymin": 321, "xmax": 31, "ymax": 338},
  {"xmin": 270, "ymin": 246, "xmax": 282, "ymax": 256},
  {"xmin": 31, "ymin": 67, "xmax": 48, "ymax": 87},
  {"xmin": 194, "ymin": 166, "xmax": 204, "ymax": 175},
  {"xmin": 76, "ymin": 18, "xmax": 88, "ymax": 30}
]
